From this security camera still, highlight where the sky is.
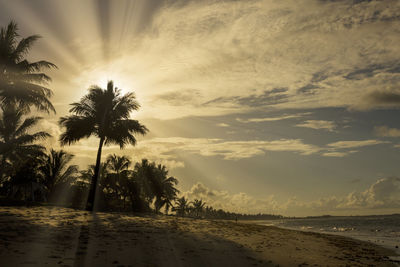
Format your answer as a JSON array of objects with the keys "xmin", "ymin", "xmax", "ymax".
[{"xmin": 1, "ymin": 0, "xmax": 400, "ymax": 216}]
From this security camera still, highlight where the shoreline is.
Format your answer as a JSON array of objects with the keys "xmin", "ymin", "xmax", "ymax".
[
  {"xmin": 0, "ymin": 206, "xmax": 398, "ymax": 266},
  {"xmin": 243, "ymin": 218, "xmax": 400, "ymax": 257}
]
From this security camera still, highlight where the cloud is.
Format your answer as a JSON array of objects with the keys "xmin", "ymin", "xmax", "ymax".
[
  {"xmin": 66, "ymin": 136, "xmax": 389, "ymax": 169},
  {"xmin": 32, "ymin": 119, "xmax": 62, "ymax": 147},
  {"xmin": 152, "ymin": 89, "xmax": 202, "ymax": 106},
  {"xmin": 327, "ymin": 139, "xmax": 387, "ymax": 149},
  {"xmin": 236, "ymin": 112, "xmax": 310, "ymax": 123},
  {"xmin": 183, "ymin": 182, "xmax": 279, "ymax": 214},
  {"xmin": 182, "ymin": 177, "xmax": 400, "ymax": 216},
  {"xmin": 140, "ymin": 137, "xmax": 321, "ymax": 160},
  {"xmin": 374, "ymin": 125, "xmax": 400, "ymax": 137},
  {"xmin": 216, "ymin": 123, "xmax": 229, "ymax": 127},
  {"xmin": 44, "ymin": 0, "xmax": 400, "ymax": 120},
  {"xmin": 356, "ymin": 90, "xmax": 400, "ymax": 110},
  {"xmin": 322, "ymin": 151, "xmax": 357, "ymax": 157},
  {"xmin": 204, "ymin": 89, "xmax": 289, "ymax": 108},
  {"xmin": 296, "ymin": 120, "xmax": 336, "ymax": 131}
]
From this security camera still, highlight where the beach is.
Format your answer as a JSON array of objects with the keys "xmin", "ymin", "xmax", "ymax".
[{"xmin": 0, "ymin": 206, "xmax": 398, "ymax": 267}]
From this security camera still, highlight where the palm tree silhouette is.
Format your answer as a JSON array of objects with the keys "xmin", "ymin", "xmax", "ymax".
[
  {"xmin": 173, "ymin": 196, "xmax": 189, "ymax": 217},
  {"xmin": 59, "ymin": 81, "xmax": 148, "ymax": 211},
  {"xmin": 154, "ymin": 164, "xmax": 179, "ymax": 214},
  {"xmin": 40, "ymin": 149, "xmax": 78, "ymax": 199},
  {"xmin": 192, "ymin": 199, "xmax": 206, "ymax": 218},
  {"xmin": 0, "ymin": 21, "xmax": 57, "ymax": 113},
  {"xmin": 0, "ymin": 105, "xmax": 50, "ymax": 181},
  {"xmin": 134, "ymin": 159, "xmax": 158, "ymax": 205},
  {"xmin": 105, "ymin": 154, "xmax": 131, "ymax": 209}
]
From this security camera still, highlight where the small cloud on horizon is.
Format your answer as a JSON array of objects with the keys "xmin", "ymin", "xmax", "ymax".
[
  {"xmin": 374, "ymin": 125, "xmax": 400, "ymax": 137},
  {"xmin": 296, "ymin": 120, "xmax": 336, "ymax": 131},
  {"xmin": 236, "ymin": 112, "xmax": 311, "ymax": 123}
]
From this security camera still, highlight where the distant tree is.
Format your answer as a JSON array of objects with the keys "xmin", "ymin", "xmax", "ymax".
[
  {"xmin": 192, "ymin": 199, "xmax": 206, "ymax": 218},
  {"xmin": 173, "ymin": 196, "xmax": 189, "ymax": 217},
  {"xmin": 59, "ymin": 81, "xmax": 148, "ymax": 211},
  {"xmin": 40, "ymin": 149, "xmax": 78, "ymax": 199},
  {"xmin": 0, "ymin": 21, "xmax": 56, "ymax": 113}
]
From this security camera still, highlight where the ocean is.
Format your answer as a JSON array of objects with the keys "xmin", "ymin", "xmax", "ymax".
[{"xmin": 255, "ymin": 214, "xmax": 400, "ymax": 255}]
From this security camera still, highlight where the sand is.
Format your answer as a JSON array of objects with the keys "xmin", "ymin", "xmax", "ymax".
[{"xmin": 0, "ymin": 206, "xmax": 397, "ymax": 267}]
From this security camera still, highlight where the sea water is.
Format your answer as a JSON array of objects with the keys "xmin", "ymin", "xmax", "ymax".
[{"xmin": 256, "ymin": 214, "xmax": 400, "ymax": 254}]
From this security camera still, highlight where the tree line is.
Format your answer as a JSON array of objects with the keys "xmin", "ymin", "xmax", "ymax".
[{"xmin": 0, "ymin": 21, "xmax": 282, "ymax": 220}]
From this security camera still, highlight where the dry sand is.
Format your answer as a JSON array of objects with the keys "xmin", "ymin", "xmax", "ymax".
[{"xmin": 0, "ymin": 206, "xmax": 397, "ymax": 267}]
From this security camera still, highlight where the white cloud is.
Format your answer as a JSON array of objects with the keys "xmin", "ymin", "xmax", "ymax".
[
  {"xmin": 183, "ymin": 177, "xmax": 400, "ymax": 216},
  {"xmin": 374, "ymin": 125, "xmax": 400, "ymax": 137},
  {"xmin": 183, "ymin": 182, "xmax": 279, "ymax": 214},
  {"xmin": 216, "ymin": 123, "xmax": 229, "ymax": 127},
  {"xmin": 140, "ymin": 137, "xmax": 321, "ymax": 160},
  {"xmin": 296, "ymin": 120, "xmax": 336, "ymax": 131},
  {"xmin": 322, "ymin": 151, "xmax": 357, "ymax": 158},
  {"xmin": 64, "ymin": 136, "xmax": 390, "ymax": 169},
  {"xmin": 236, "ymin": 113, "xmax": 310, "ymax": 123},
  {"xmin": 327, "ymin": 140, "xmax": 388, "ymax": 149}
]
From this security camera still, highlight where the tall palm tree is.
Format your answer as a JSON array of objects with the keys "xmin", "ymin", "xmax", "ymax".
[
  {"xmin": 0, "ymin": 21, "xmax": 56, "ymax": 113},
  {"xmin": 0, "ymin": 105, "xmax": 50, "ymax": 181},
  {"xmin": 59, "ymin": 81, "xmax": 148, "ymax": 211},
  {"xmin": 40, "ymin": 149, "xmax": 78, "ymax": 198}
]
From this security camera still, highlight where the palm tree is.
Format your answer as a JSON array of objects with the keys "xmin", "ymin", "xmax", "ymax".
[
  {"xmin": 154, "ymin": 164, "xmax": 179, "ymax": 214},
  {"xmin": 192, "ymin": 199, "xmax": 206, "ymax": 218},
  {"xmin": 173, "ymin": 196, "xmax": 189, "ymax": 217},
  {"xmin": 40, "ymin": 149, "xmax": 78, "ymax": 199},
  {"xmin": 134, "ymin": 159, "xmax": 158, "ymax": 204},
  {"xmin": 0, "ymin": 105, "xmax": 50, "ymax": 181},
  {"xmin": 59, "ymin": 81, "xmax": 148, "ymax": 211},
  {"xmin": 0, "ymin": 21, "xmax": 56, "ymax": 113},
  {"xmin": 106, "ymin": 154, "xmax": 131, "ymax": 209},
  {"xmin": 127, "ymin": 170, "xmax": 148, "ymax": 212}
]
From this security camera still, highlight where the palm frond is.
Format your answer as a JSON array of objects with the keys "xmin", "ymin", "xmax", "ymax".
[
  {"xmin": 14, "ymin": 116, "xmax": 42, "ymax": 137},
  {"xmin": 59, "ymin": 115, "xmax": 96, "ymax": 145},
  {"xmin": 14, "ymin": 131, "xmax": 51, "ymax": 145},
  {"xmin": 12, "ymin": 35, "xmax": 40, "ymax": 61}
]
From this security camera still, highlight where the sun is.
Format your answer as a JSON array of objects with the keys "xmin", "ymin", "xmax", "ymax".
[
  {"xmin": 78, "ymin": 64, "xmax": 138, "ymax": 96},
  {"xmin": 73, "ymin": 61, "xmax": 147, "ymax": 118}
]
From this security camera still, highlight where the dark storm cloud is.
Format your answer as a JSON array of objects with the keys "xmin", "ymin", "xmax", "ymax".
[{"xmin": 365, "ymin": 91, "xmax": 400, "ymax": 105}]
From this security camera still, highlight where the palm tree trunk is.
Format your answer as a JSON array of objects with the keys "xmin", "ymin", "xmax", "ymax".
[{"xmin": 86, "ymin": 137, "xmax": 105, "ymax": 211}]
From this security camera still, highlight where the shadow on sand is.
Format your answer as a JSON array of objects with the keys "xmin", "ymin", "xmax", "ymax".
[{"xmin": 0, "ymin": 206, "xmax": 274, "ymax": 267}]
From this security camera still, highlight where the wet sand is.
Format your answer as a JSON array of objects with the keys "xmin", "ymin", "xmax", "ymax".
[{"xmin": 0, "ymin": 206, "xmax": 397, "ymax": 266}]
